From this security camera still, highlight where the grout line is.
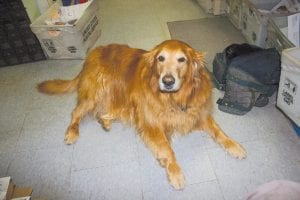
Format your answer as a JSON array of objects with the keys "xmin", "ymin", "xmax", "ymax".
[
  {"xmin": 206, "ymin": 149, "xmax": 227, "ymax": 200},
  {"xmin": 6, "ymin": 113, "xmax": 28, "ymax": 175}
]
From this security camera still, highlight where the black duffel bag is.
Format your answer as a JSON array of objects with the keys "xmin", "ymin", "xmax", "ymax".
[{"xmin": 213, "ymin": 44, "xmax": 281, "ymax": 115}]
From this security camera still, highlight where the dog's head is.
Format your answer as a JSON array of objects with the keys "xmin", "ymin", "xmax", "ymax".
[{"xmin": 144, "ymin": 40, "xmax": 205, "ymax": 93}]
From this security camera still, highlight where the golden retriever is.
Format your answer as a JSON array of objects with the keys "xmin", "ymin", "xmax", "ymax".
[{"xmin": 38, "ymin": 40, "xmax": 246, "ymax": 189}]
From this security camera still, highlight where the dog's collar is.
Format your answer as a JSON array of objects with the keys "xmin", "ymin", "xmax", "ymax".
[{"xmin": 180, "ymin": 105, "xmax": 188, "ymax": 112}]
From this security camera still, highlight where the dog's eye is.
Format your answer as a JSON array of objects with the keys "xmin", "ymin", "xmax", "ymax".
[
  {"xmin": 158, "ymin": 56, "xmax": 165, "ymax": 62},
  {"xmin": 178, "ymin": 57, "xmax": 186, "ymax": 63}
]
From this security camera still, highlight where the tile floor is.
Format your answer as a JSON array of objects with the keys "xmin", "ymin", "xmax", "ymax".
[{"xmin": 1, "ymin": 0, "xmax": 300, "ymax": 200}]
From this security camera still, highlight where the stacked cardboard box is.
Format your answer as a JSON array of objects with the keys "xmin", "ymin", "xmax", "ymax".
[
  {"xmin": 226, "ymin": 0, "xmax": 300, "ymax": 49},
  {"xmin": 30, "ymin": 0, "xmax": 101, "ymax": 59}
]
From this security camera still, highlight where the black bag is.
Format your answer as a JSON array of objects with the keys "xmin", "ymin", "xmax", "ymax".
[
  {"xmin": 213, "ymin": 44, "xmax": 281, "ymax": 115},
  {"xmin": 213, "ymin": 43, "xmax": 263, "ymax": 90}
]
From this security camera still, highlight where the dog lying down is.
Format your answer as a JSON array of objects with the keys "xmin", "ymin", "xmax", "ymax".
[{"xmin": 38, "ymin": 40, "xmax": 246, "ymax": 189}]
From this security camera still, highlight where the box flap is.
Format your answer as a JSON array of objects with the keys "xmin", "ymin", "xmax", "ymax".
[{"xmin": 12, "ymin": 187, "xmax": 33, "ymax": 198}]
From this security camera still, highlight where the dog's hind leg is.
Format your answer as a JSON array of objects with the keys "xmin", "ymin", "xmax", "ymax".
[
  {"xmin": 140, "ymin": 126, "xmax": 185, "ymax": 190},
  {"xmin": 65, "ymin": 99, "xmax": 95, "ymax": 144},
  {"xmin": 201, "ymin": 116, "xmax": 246, "ymax": 159}
]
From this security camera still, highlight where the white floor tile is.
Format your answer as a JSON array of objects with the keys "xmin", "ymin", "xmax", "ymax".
[
  {"xmin": 69, "ymin": 161, "xmax": 142, "ymax": 200},
  {"xmin": 7, "ymin": 148, "xmax": 73, "ymax": 199},
  {"xmin": 72, "ymin": 119, "xmax": 139, "ymax": 171},
  {"xmin": 207, "ymin": 138, "xmax": 300, "ymax": 200},
  {"xmin": 136, "ymin": 133, "xmax": 217, "ymax": 192},
  {"xmin": 0, "ymin": 83, "xmax": 28, "ymax": 133},
  {"xmin": 143, "ymin": 180, "xmax": 224, "ymax": 200},
  {"xmin": 15, "ymin": 106, "xmax": 73, "ymax": 151},
  {"xmin": 0, "ymin": 152, "xmax": 11, "ymax": 177}
]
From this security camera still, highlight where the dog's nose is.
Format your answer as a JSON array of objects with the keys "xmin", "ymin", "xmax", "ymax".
[{"xmin": 162, "ymin": 74, "xmax": 175, "ymax": 87}]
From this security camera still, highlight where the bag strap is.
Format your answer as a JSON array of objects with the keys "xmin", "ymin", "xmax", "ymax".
[{"xmin": 226, "ymin": 73, "xmax": 270, "ymax": 94}]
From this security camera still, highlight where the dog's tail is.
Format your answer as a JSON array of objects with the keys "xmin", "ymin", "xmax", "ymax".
[{"xmin": 37, "ymin": 75, "xmax": 80, "ymax": 95}]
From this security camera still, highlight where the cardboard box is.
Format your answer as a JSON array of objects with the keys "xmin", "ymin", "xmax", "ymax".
[
  {"xmin": 266, "ymin": 16, "xmax": 295, "ymax": 52},
  {"xmin": 241, "ymin": 0, "xmax": 270, "ymax": 47},
  {"xmin": 0, "ymin": 177, "xmax": 32, "ymax": 200},
  {"xmin": 196, "ymin": 0, "xmax": 226, "ymax": 15},
  {"xmin": 241, "ymin": 0, "xmax": 300, "ymax": 48},
  {"xmin": 30, "ymin": 0, "xmax": 101, "ymax": 59},
  {"xmin": 227, "ymin": 0, "xmax": 243, "ymax": 29},
  {"xmin": 277, "ymin": 47, "xmax": 300, "ymax": 126}
]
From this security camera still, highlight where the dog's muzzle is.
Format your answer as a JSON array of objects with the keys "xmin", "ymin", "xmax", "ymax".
[
  {"xmin": 159, "ymin": 74, "xmax": 180, "ymax": 92},
  {"xmin": 162, "ymin": 74, "xmax": 175, "ymax": 88}
]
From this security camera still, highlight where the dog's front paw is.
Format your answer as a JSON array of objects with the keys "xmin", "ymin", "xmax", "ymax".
[
  {"xmin": 98, "ymin": 114, "xmax": 113, "ymax": 131},
  {"xmin": 167, "ymin": 162, "xmax": 185, "ymax": 190},
  {"xmin": 224, "ymin": 139, "xmax": 246, "ymax": 159},
  {"xmin": 64, "ymin": 126, "xmax": 79, "ymax": 145},
  {"xmin": 100, "ymin": 118, "xmax": 112, "ymax": 131}
]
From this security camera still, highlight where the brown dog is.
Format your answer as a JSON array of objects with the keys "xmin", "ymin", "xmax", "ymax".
[{"xmin": 38, "ymin": 40, "xmax": 246, "ymax": 189}]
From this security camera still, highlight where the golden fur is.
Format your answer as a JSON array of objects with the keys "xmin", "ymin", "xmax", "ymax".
[{"xmin": 38, "ymin": 40, "xmax": 246, "ymax": 189}]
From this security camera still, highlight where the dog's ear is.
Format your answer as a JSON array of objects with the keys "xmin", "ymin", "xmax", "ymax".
[
  {"xmin": 192, "ymin": 51, "xmax": 206, "ymax": 69},
  {"xmin": 191, "ymin": 50, "xmax": 206, "ymax": 77},
  {"xmin": 143, "ymin": 48, "xmax": 161, "ymax": 93},
  {"xmin": 143, "ymin": 48, "xmax": 159, "ymax": 67}
]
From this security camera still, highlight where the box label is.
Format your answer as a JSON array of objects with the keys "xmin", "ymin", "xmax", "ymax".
[
  {"xmin": 281, "ymin": 77, "xmax": 297, "ymax": 106},
  {"xmin": 42, "ymin": 39, "xmax": 57, "ymax": 54},
  {"xmin": 67, "ymin": 46, "xmax": 77, "ymax": 53},
  {"xmin": 83, "ymin": 15, "xmax": 99, "ymax": 42}
]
